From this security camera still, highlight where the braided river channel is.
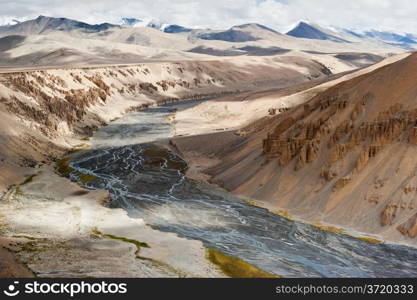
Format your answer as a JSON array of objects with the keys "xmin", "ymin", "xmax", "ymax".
[{"xmin": 67, "ymin": 101, "xmax": 417, "ymax": 277}]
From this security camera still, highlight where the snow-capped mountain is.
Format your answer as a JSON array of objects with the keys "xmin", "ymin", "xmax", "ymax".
[
  {"xmin": 0, "ymin": 15, "xmax": 413, "ymax": 55},
  {"xmin": 120, "ymin": 18, "xmax": 143, "ymax": 27},
  {"xmin": 361, "ymin": 30, "xmax": 417, "ymax": 49},
  {"xmin": 119, "ymin": 17, "xmax": 166, "ymax": 31},
  {"xmin": 119, "ymin": 17, "xmax": 192, "ymax": 33}
]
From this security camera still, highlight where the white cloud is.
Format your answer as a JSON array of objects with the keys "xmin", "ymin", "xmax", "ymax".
[{"xmin": 0, "ymin": 0, "xmax": 417, "ymax": 34}]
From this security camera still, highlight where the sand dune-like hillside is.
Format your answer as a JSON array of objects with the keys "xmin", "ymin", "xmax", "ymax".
[{"xmin": 172, "ymin": 52, "xmax": 417, "ymax": 245}]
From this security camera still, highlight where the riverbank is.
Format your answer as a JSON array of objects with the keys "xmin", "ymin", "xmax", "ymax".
[
  {"xmin": 169, "ymin": 114, "xmax": 417, "ymax": 249},
  {"xmin": 0, "ymin": 164, "xmax": 229, "ymax": 277},
  {"xmin": 168, "ymin": 131, "xmax": 393, "ymax": 246}
]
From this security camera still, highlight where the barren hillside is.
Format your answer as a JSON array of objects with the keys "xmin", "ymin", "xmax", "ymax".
[
  {"xmin": 171, "ymin": 52, "xmax": 417, "ymax": 245},
  {"xmin": 0, "ymin": 55, "xmax": 341, "ymax": 193}
]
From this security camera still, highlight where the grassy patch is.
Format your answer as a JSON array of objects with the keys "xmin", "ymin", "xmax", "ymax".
[
  {"xmin": 20, "ymin": 174, "xmax": 37, "ymax": 185},
  {"xmin": 56, "ymin": 153, "xmax": 96, "ymax": 186},
  {"xmin": 91, "ymin": 227, "xmax": 150, "ymax": 251},
  {"xmin": 243, "ymin": 201, "xmax": 295, "ymax": 222},
  {"xmin": 56, "ymin": 157, "xmax": 75, "ymax": 177},
  {"xmin": 102, "ymin": 233, "xmax": 150, "ymax": 249},
  {"xmin": 356, "ymin": 236, "xmax": 382, "ymax": 244},
  {"xmin": 77, "ymin": 173, "xmax": 96, "ymax": 184},
  {"xmin": 310, "ymin": 222, "xmax": 383, "ymax": 245},
  {"xmin": 244, "ymin": 200, "xmax": 261, "ymax": 207},
  {"xmin": 312, "ymin": 222, "xmax": 346, "ymax": 235},
  {"xmin": 206, "ymin": 248, "xmax": 280, "ymax": 278}
]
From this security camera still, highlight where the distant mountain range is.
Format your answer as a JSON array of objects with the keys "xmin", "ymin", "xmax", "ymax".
[
  {"xmin": 0, "ymin": 15, "xmax": 119, "ymax": 35},
  {"xmin": 0, "ymin": 16, "xmax": 416, "ymax": 50},
  {"xmin": 117, "ymin": 18, "xmax": 417, "ymax": 50},
  {"xmin": 0, "ymin": 16, "xmax": 417, "ymax": 55}
]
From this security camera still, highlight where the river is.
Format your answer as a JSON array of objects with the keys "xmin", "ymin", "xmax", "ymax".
[{"xmin": 67, "ymin": 101, "xmax": 417, "ymax": 278}]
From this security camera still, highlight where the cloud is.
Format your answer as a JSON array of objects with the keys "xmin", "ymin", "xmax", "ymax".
[{"xmin": 0, "ymin": 0, "xmax": 416, "ymax": 34}]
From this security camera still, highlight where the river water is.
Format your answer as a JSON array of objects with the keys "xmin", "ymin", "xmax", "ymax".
[{"xmin": 68, "ymin": 102, "xmax": 417, "ymax": 278}]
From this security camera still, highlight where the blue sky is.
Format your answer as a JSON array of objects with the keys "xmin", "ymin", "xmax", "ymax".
[{"xmin": 0, "ymin": 0, "xmax": 415, "ymax": 34}]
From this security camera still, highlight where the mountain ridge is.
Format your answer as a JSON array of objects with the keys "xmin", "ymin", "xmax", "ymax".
[
  {"xmin": 0, "ymin": 15, "xmax": 119, "ymax": 35},
  {"xmin": 287, "ymin": 21, "xmax": 349, "ymax": 43}
]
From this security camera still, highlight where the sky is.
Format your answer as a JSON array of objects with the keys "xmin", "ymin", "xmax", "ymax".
[{"xmin": 0, "ymin": 0, "xmax": 416, "ymax": 34}]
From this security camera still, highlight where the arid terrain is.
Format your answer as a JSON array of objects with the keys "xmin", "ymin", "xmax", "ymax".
[
  {"xmin": 0, "ymin": 15, "xmax": 417, "ymax": 277},
  {"xmin": 171, "ymin": 52, "xmax": 417, "ymax": 247}
]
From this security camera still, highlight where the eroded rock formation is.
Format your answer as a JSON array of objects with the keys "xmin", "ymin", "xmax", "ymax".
[{"xmin": 241, "ymin": 53, "xmax": 417, "ymax": 242}]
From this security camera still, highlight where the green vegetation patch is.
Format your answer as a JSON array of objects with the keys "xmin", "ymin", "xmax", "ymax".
[
  {"xmin": 102, "ymin": 233, "xmax": 150, "ymax": 249},
  {"xmin": 20, "ymin": 174, "xmax": 37, "ymax": 185},
  {"xmin": 244, "ymin": 200, "xmax": 261, "ymax": 207},
  {"xmin": 243, "ymin": 200, "xmax": 294, "ymax": 222},
  {"xmin": 56, "ymin": 156, "xmax": 96, "ymax": 184},
  {"xmin": 91, "ymin": 227, "xmax": 150, "ymax": 251},
  {"xmin": 356, "ymin": 236, "xmax": 382, "ymax": 244},
  {"xmin": 56, "ymin": 157, "xmax": 75, "ymax": 177},
  {"xmin": 312, "ymin": 222, "xmax": 346, "ymax": 235},
  {"xmin": 77, "ymin": 173, "xmax": 96, "ymax": 184},
  {"xmin": 206, "ymin": 248, "xmax": 280, "ymax": 278}
]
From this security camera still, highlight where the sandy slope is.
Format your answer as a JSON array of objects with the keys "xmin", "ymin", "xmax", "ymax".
[
  {"xmin": 174, "ymin": 53, "xmax": 408, "ymax": 136},
  {"xmin": 171, "ymin": 52, "xmax": 417, "ymax": 246}
]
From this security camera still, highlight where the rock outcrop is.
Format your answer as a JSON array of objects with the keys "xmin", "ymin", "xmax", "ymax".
[{"xmin": 398, "ymin": 213, "xmax": 417, "ymax": 238}]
